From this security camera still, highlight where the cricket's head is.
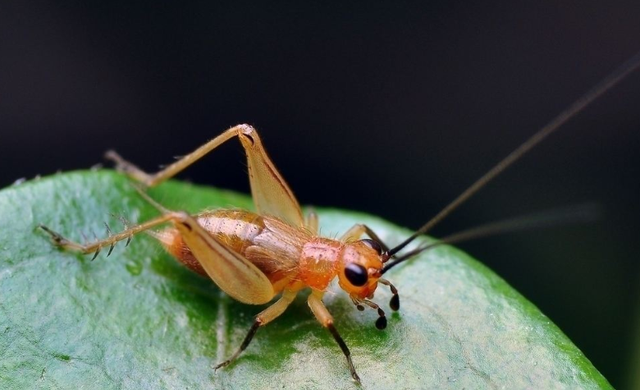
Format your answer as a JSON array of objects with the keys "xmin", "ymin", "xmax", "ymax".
[
  {"xmin": 337, "ymin": 229, "xmax": 441, "ymax": 330},
  {"xmin": 338, "ymin": 239, "xmax": 399, "ymax": 330},
  {"xmin": 338, "ymin": 239, "xmax": 384, "ymax": 299}
]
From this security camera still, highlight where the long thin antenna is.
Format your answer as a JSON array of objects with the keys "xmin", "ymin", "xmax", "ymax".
[
  {"xmin": 387, "ymin": 51, "xmax": 640, "ymax": 257},
  {"xmin": 382, "ymin": 203, "xmax": 601, "ymax": 274}
]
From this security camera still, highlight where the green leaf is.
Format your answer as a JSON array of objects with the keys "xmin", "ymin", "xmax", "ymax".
[{"xmin": 0, "ymin": 171, "xmax": 611, "ymax": 389}]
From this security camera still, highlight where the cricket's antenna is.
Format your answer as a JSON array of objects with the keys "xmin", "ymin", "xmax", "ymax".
[
  {"xmin": 387, "ymin": 50, "xmax": 640, "ymax": 257},
  {"xmin": 382, "ymin": 203, "xmax": 601, "ymax": 274}
]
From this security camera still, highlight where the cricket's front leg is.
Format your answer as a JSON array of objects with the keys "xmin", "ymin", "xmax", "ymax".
[
  {"xmin": 339, "ymin": 223, "xmax": 390, "ymax": 253},
  {"xmin": 308, "ymin": 291, "xmax": 361, "ymax": 383}
]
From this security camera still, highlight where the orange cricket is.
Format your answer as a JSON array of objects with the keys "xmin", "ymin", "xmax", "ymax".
[{"xmin": 39, "ymin": 50, "xmax": 640, "ymax": 383}]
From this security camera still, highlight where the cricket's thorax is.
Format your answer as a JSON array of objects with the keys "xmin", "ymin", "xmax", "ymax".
[
  {"xmin": 298, "ymin": 238, "xmax": 343, "ymax": 290},
  {"xmin": 156, "ymin": 209, "xmax": 343, "ymax": 292}
]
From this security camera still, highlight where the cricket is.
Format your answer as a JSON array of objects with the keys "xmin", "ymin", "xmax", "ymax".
[{"xmin": 39, "ymin": 51, "xmax": 640, "ymax": 383}]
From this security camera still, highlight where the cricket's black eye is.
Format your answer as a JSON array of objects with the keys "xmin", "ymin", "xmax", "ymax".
[
  {"xmin": 345, "ymin": 263, "xmax": 368, "ymax": 286},
  {"xmin": 360, "ymin": 239, "xmax": 383, "ymax": 255}
]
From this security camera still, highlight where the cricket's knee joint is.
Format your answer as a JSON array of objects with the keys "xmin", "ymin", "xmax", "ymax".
[
  {"xmin": 237, "ymin": 124, "xmax": 258, "ymax": 145},
  {"xmin": 237, "ymin": 124, "xmax": 255, "ymax": 135},
  {"xmin": 170, "ymin": 211, "xmax": 190, "ymax": 222}
]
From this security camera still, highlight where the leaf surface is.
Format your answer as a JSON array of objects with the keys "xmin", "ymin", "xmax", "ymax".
[{"xmin": 0, "ymin": 171, "xmax": 611, "ymax": 389}]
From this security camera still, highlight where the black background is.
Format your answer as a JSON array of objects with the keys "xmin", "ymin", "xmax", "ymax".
[{"xmin": 2, "ymin": 2, "xmax": 640, "ymax": 388}]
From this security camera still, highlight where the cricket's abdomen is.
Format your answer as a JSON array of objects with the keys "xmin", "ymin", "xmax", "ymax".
[{"xmin": 155, "ymin": 209, "xmax": 266, "ymax": 276}]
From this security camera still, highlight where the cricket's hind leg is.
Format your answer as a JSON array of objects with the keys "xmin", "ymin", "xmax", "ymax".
[
  {"xmin": 214, "ymin": 289, "xmax": 298, "ymax": 370},
  {"xmin": 38, "ymin": 212, "xmax": 182, "ymax": 260},
  {"xmin": 105, "ymin": 124, "xmax": 304, "ymax": 227}
]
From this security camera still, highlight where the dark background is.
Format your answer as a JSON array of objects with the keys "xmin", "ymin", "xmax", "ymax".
[{"xmin": 1, "ymin": 1, "xmax": 639, "ymax": 388}]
